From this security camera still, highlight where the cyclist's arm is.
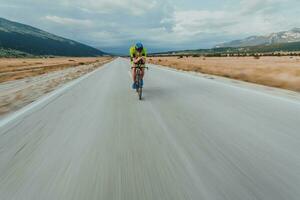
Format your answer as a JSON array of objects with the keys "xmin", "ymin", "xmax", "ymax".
[
  {"xmin": 133, "ymin": 56, "xmax": 146, "ymax": 64},
  {"xmin": 130, "ymin": 53, "xmax": 142, "ymax": 64},
  {"xmin": 130, "ymin": 47, "xmax": 147, "ymax": 64},
  {"xmin": 133, "ymin": 57, "xmax": 141, "ymax": 64},
  {"xmin": 129, "ymin": 47, "xmax": 135, "ymax": 63},
  {"xmin": 142, "ymin": 48, "xmax": 147, "ymax": 60},
  {"xmin": 136, "ymin": 48, "xmax": 147, "ymax": 63}
]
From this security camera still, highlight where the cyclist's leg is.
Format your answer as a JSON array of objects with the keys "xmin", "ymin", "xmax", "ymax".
[
  {"xmin": 132, "ymin": 64, "xmax": 136, "ymax": 82},
  {"xmin": 141, "ymin": 67, "xmax": 145, "ymax": 79},
  {"xmin": 139, "ymin": 60, "xmax": 146, "ymax": 79}
]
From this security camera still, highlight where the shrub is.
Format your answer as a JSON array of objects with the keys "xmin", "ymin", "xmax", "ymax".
[{"xmin": 254, "ymin": 55, "xmax": 260, "ymax": 59}]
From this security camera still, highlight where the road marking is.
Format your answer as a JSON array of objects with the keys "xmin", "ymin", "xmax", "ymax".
[
  {"xmin": 150, "ymin": 64, "xmax": 300, "ymax": 105},
  {"xmin": 0, "ymin": 61, "xmax": 113, "ymax": 128}
]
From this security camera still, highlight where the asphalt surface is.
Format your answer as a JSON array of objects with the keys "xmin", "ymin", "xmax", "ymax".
[{"xmin": 1, "ymin": 58, "xmax": 300, "ymax": 200}]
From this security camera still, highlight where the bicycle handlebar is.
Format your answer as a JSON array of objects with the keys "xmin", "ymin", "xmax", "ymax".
[{"xmin": 131, "ymin": 66, "xmax": 149, "ymax": 69}]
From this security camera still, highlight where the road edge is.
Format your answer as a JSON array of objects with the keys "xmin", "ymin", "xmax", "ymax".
[
  {"xmin": 0, "ymin": 59, "xmax": 116, "ymax": 128},
  {"xmin": 148, "ymin": 63, "xmax": 300, "ymax": 104}
]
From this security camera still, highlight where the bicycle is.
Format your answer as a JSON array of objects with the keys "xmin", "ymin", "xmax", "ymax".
[{"xmin": 131, "ymin": 62, "xmax": 148, "ymax": 100}]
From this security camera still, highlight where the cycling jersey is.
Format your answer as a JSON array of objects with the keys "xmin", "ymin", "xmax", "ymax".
[{"xmin": 130, "ymin": 46, "xmax": 147, "ymax": 63}]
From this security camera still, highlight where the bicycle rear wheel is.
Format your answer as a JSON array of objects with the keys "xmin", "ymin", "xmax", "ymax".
[
  {"xmin": 134, "ymin": 67, "xmax": 143, "ymax": 100},
  {"xmin": 135, "ymin": 68, "xmax": 140, "ymax": 93},
  {"xmin": 136, "ymin": 68, "xmax": 142, "ymax": 100},
  {"xmin": 138, "ymin": 83, "xmax": 142, "ymax": 100}
]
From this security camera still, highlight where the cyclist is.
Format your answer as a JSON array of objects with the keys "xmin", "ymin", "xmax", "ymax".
[{"xmin": 130, "ymin": 42, "xmax": 147, "ymax": 89}]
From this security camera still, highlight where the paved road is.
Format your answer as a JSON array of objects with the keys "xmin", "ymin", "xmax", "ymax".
[{"xmin": 1, "ymin": 58, "xmax": 300, "ymax": 200}]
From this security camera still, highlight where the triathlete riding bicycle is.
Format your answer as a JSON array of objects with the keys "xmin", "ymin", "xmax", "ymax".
[{"xmin": 130, "ymin": 42, "xmax": 147, "ymax": 89}]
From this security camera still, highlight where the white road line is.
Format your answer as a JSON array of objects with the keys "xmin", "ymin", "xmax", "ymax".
[
  {"xmin": 0, "ymin": 61, "xmax": 112, "ymax": 128},
  {"xmin": 150, "ymin": 64, "xmax": 300, "ymax": 105},
  {"xmin": 1, "ymin": 58, "xmax": 300, "ymax": 200}
]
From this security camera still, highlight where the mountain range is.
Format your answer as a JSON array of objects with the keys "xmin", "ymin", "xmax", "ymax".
[
  {"xmin": 0, "ymin": 17, "xmax": 105, "ymax": 57},
  {"xmin": 216, "ymin": 28, "xmax": 300, "ymax": 48}
]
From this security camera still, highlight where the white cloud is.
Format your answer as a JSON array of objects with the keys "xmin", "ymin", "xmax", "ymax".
[
  {"xmin": 167, "ymin": 0, "xmax": 294, "ymax": 40},
  {"xmin": 1, "ymin": 0, "xmax": 300, "ymax": 52},
  {"xmin": 44, "ymin": 16, "xmax": 93, "ymax": 27},
  {"xmin": 172, "ymin": 10, "xmax": 230, "ymax": 36},
  {"xmin": 239, "ymin": 0, "xmax": 287, "ymax": 15},
  {"xmin": 76, "ymin": 0, "xmax": 158, "ymax": 16}
]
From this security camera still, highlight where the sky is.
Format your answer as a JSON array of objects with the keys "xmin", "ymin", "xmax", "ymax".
[{"xmin": 0, "ymin": 0, "xmax": 300, "ymax": 54}]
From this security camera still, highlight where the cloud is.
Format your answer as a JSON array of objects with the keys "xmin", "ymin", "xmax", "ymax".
[
  {"xmin": 75, "ymin": 0, "xmax": 158, "ymax": 16},
  {"xmin": 172, "ymin": 10, "xmax": 231, "ymax": 36},
  {"xmin": 239, "ymin": 0, "xmax": 287, "ymax": 15},
  {"xmin": 44, "ymin": 16, "xmax": 93, "ymax": 27},
  {"xmin": 167, "ymin": 0, "xmax": 296, "ymax": 41},
  {"xmin": 0, "ymin": 0, "xmax": 300, "ymax": 52}
]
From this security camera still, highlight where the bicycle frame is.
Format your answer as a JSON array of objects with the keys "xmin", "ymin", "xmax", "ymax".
[{"xmin": 131, "ymin": 63, "xmax": 148, "ymax": 100}]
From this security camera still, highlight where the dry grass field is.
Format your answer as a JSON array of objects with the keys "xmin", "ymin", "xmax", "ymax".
[
  {"xmin": 148, "ymin": 56, "xmax": 300, "ymax": 92},
  {"xmin": 0, "ymin": 57, "xmax": 113, "ymax": 115},
  {"xmin": 0, "ymin": 57, "xmax": 112, "ymax": 83}
]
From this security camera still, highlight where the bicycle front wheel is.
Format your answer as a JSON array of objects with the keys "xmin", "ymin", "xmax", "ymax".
[
  {"xmin": 135, "ymin": 69, "xmax": 140, "ymax": 93},
  {"xmin": 138, "ymin": 85, "xmax": 142, "ymax": 100}
]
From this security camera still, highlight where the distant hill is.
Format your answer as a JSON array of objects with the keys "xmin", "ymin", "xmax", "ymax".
[
  {"xmin": 245, "ymin": 41, "xmax": 300, "ymax": 53},
  {"xmin": 216, "ymin": 28, "xmax": 300, "ymax": 48},
  {"xmin": 151, "ymin": 41, "xmax": 300, "ymax": 56},
  {"xmin": 0, "ymin": 17, "xmax": 105, "ymax": 57},
  {"xmin": 0, "ymin": 48, "xmax": 33, "ymax": 57}
]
